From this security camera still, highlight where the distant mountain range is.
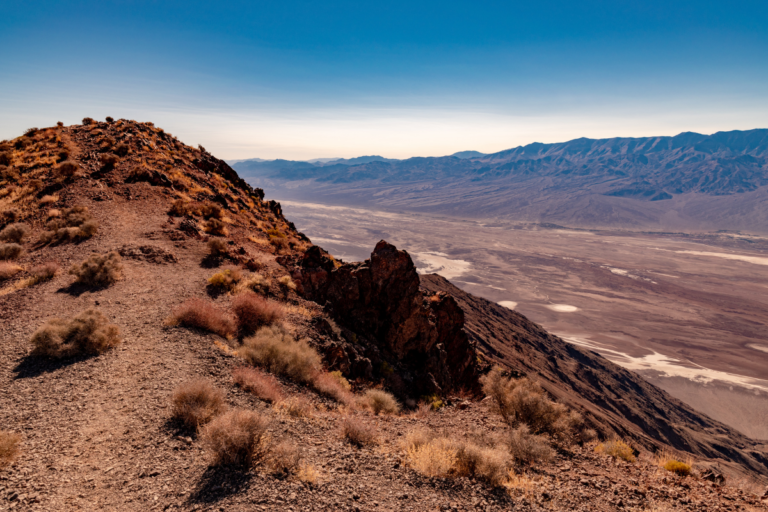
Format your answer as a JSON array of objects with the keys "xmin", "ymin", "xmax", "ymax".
[{"xmin": 233, "ymin": 129, "xmax": 768, "ymax": 232}]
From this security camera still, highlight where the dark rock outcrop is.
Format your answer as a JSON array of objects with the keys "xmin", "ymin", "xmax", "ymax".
[{"xmin": 293, "ymin": 241, "xmax": 479, "ymax": 395}]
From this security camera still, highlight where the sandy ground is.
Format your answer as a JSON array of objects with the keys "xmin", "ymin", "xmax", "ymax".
[{"xmin": 276, "ymin": 200, "xmax": 768, "ymax": 440}]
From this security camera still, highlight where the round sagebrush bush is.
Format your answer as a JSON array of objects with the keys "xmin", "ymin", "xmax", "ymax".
[
  {"xmin": 204, "ymin": 218, "xmax": 228, "ymax": 236},
  {"xmin": 207, "ymin": 237, "xmax": 228, "ymax": 257},
  {"xmin": 0, "ymin": 243, "xmax": 23, "ymax": 261},
  {"xmin": 232, "ymin": 291, "xmax": 284, "ymax": 336},
  {"xmin": 69, "ymin": 251, "xmax": 123, "ymax": 287},
  {"xmin": 55, "ymin": 160, "xmax": 80, "ymax": 178},
  {"xmin": 201, "ymin": 409, "xmax": 269, "ymax": 466},
  {"xmin": 239, "ymin": 325, "xmax": 321, "ymax": 384},
  {"xmin": 171, "ymin": 379, "xmax": 226, "ymax": 429},
  {"xmin": 30, "ymin": 309, "xmax": 120, "ymax": 358},
  {"xmin": 363, "ymin": 389, "xmax": 400, "ymax": 415},
  {"xmin": 0, "ymin": 223, "xmax": 29, "ymax": 244}
]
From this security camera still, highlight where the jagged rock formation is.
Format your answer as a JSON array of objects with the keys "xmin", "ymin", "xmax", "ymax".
[
  {"xmin": 291, "ymin": 241, "xmax": 479, "ymax": 395},
  {"xmin": 421, "ymin": 273, "xmax": 768, "ymax": 478}
]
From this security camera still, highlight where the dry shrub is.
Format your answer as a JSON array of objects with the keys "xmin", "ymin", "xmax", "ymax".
[
  {"xmin": 405, "ymin": 436, "xmax": 456, "ymax": 477},
  {"xmin": 204, "ymin": 218, "xmax": 228, "ymax": 236},
  {"xmin": 277, "ymin": 396, "xmax": 314, "ymax": 418},
  {"xmin": 454, "ymin": 442, "xmax": 511, "ymax": 487},
  {"xmin": 69, "ymin": 251, "xmax": 123, "ymax": 287},
  {"xmin": 504, "ymin": 470, "xmax": 540, "ymax": 498},
  {"xmin": 55, "ymin": 160, "xmax": 80, "ymax": 178},
  {"xmin": 0, "ymin": 223, "xmax": 29, "ymax": 243},
  {"xmin": 207, "ymin": 267, "xmax": 241, "ymax": 292},
  {"xmin": 270, "ymin": 236, "xmax": 289, "ymax": 252},
  {"xmin": 0, "ymin": 152, "xmax": 11, "ymax": 166},
  {"xmin": 105, "ymin": 116, "xmax": 114, "ymax": 123},
  {"xmin": 47, "ymin": 208, "xmax": 61, "ymax": 218},
  {"xmin": 201, "ymin": 409, "xmax": 269, "ymax": 466},
  {"xmin": 232, "ymin": 291, "xmax": 284, "ymax": 336},
  {"xmin": 99, "ymin": 153, "xmax": 119, "ymax": 168},
  {"xmin": 239, "ymin": 325, "xmax": 321, "ymax": 384},
  {"xmin": 199, "ymin": 202, "xmax": 224, "ymax": 219},
  {"xmin": 30, "ymin": 261, "xmax": 59, "ymax": 283},
  {"xmin": 362, "ymin": 389, "xmax": 400, "ymax": 415},
  {"xmin": 267, "ymin": 440, "xmax": 302, "ymax": 476},
  {"xmin": 167, "ymin": 298, "xmax": 235, "ymax": 337},
  {"xmin": 114, "ymin": 143, "xmax": 129, "ymax": 157},
  {"xmin": 664, "ymin": 460, "xmax": 691, "ymax": 477},
  {"xmin": 481, "ymin": 368, "xmax": 584, "ymax": 442},
  {"xmin": 82, "ymin": 117, "xmax": 95, "ymax": 125},
  {"xmin": 0, "ymin": 431, "xmax": 21, "ymax": 469},
  {"xmin": 595, "ymin": 439, "xmax": 636, "ymax": 463},
  {"xmin": 39, "ymin": 195, "xmax": 58, "ymax": 205},
  {"xmin": 30, "ymin": 309, "xmax": 120, "ymax": 358},
  {"xmin": 171, "ymin": 379, "xmax": 226, "ymax": 429},
  {"xmin": 312, "ymin": 371, "xmax": 354, "ymax": 404},
  {"xmin": 232, "ymin": 366, "xmax": 284, "ymax": 403},
  {"xmin": 297, "ymin": 462, "xmax": 319, "ymax": 484},
  {"xmin": 507, "ymin": 425, "xmax": 553, "ymax": 465},
  {"xmin": 39, "ymin": 205, "xmax": 98, "ymax": 244},
  {"xmin": 342, "ymin": 417, "xmax": 377, "ymax": 447},
  {"xmin": 0, "ymin": 243, "xmax": 23, "ymax": 261},
  {"xmin": 278, "ymin": 275, "xmax": 296, "ymax": 291},
  {"xmin": 238, "ymin": 273, "xmax": 271, "ymax": 295},
  {"xmin": 0, "ymin": 262, "xmax": 21, "ymax": 280},
  {"xmin": 207, "ymin": 237, "xmax": 228, "ymax": 257},
  {"xmin": 169, "ymin": 198, "xmax": 190, "ymax": 216}
]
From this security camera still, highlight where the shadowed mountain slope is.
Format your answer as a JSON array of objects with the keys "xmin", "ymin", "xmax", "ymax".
[{"xmin": 421, "ymin": 273, "xmax": 768, "ymax": 478}]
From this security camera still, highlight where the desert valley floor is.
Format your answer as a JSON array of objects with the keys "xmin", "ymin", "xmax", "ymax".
[{"xmin": 276, "ymin": 200, "xmax": 768, "ymax": 440}]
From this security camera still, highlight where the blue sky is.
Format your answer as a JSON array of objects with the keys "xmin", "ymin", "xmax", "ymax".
[{"xmin": 2, "ymin": 1, "xmax": 767, "ymax": 159}]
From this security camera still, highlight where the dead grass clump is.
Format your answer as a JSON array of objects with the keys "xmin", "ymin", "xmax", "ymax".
[
  {"xmin": 30, "ymin": 309, "xmax": 120, "ymax": 358},
  {"xmin": 267, "ymin": 440, "xmax": 302, "ymax": 477},
  {"xmin": 29, "ymin": 261, "xmax": 59, "ymax": 283},
  {"xmin": 201, "ymin": 409, "xmax": 269, "ymax": 466},
  {"xmin": 207, "ymin": 267, "xmax": 242, "ymax": 292},
  {"xmin": 239, "ymin": 325, "xmax": 321, "ymax": 384},
  {"xmin": 656, "ymin": 450, "xmax": 693, "ymax": 476},
  {"xmin": 342, "ymin": 417, "xmax": 378, "ymax": 447},
  {"xmin": 39, "ymin": 195, "xmax": 58, "ymax": 205},
  {"xmin": 454, "ymin": 442, "xmax": 511, "ymax": 487},
  {"xmin": 277, "ymin": 396, "xmax": 314, "ymax": 418},
  {"xmin": 296, "ymin": 462, "xmax": 319, "ymax": 484},
  {"xmin": 0, "ymin": 223, "xmax": 29, "ymax": 243},
  {"xmin": 0, "ymin": 431, "xmax": 21, "ymax": 469},
  {"xmin": 167, "ymin": 298, "xmax": 235, "ymax": 337},
  {"xmin": 278, "ymin": 275, "xmax": 296, "ymax": 291},
  {"xmin": 504, "ymin": 470, "xmax": 541, "ymax": 498},
  {"xmin": 312, "ymin": 371, "xmax": 354, "ymax": 404},
  {"xmin": 238, "ymin": 273, "xmax": 271, "ymax": 295},
  {"xmin": 204, "ymin": 218, "xmax": 228, "ymax": 236},
  {"xmin": 481, "ymin": 368, "xmax": 583, "ymax": 442},
  {"xmin": 0, "ymin": 243, "xmax": 23, "ymax": 261},
  {"xmin": 99, "ymin": 153, "xmax": 119, "ymax": 169},
  {"xmin": 0, "ymin": 262, "xmax": 21, "ymax": 280},
  {"xmin": 207, "ymin": 237, "xmax": 228, "ymax": 257},
  {"xmin": 199, "ymin": 202, "xmax": 224, "ymax": 220},
  {"xmin": 664, "ymin": 460, "xmax": 691, "ymax": 477},
  {"xmin": 405, "ymin": 436, "xmax": 456, "ymax": 477},
  {"xmin": 171, "ymin": 379, "xmax": 227, "ymax": 429},
  {"xmin": 232, "ymin": 292, "xmax": 284, "ymax": 336},
  {"xmin": 507, "ymin": 425, "xmax": 554, "ymax": 465},
  {"xmin": 232, "ymin": 366, "xmax": 284, "ymax": 403},
  {"xmin": 362, "ymin": 388, "xmax": 400, "ymax": 415},
  {"xmin": 69, "ymin": 251, "xmax": 123, "ymax": 287},
  {"xmin": 39, "ymin": 205, "xmax": 98, "ymax": 244},
  {"xmin": 82, "ymin": 117, "xmax": 95, "ymax": 125},
  {"xmin": 169, "ymin": 198, "xmax": 191, "ymax": 217},
  {"xmin": 55, "ymin": 160, "xmax": 80, "ymax": 178},
  {"xmin": 595, "ymin": 439, "xmax": 636, "ymax": 463}
]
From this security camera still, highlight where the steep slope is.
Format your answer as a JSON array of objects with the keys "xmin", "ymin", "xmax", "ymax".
[
  {"xmin": 421, "ymin": 274, "xmax": 768, "ymax": 478},
  {"xmin": 234, "ymin": 129, "xmax": 768, "ymax": 232}
]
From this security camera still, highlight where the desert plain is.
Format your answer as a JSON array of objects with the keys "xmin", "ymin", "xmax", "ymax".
[{"xmin": 277, "ymin": 199, "xmax": 768, "ymax": 441}]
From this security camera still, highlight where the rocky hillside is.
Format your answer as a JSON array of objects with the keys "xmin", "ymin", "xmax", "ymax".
[
  {"xmin": 234, "ymin": 129, "xmax": 768, "ymax": 232},
  {"xmin": 0, "ymin": 119, "xmax": 766, "ymax": 511}
]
